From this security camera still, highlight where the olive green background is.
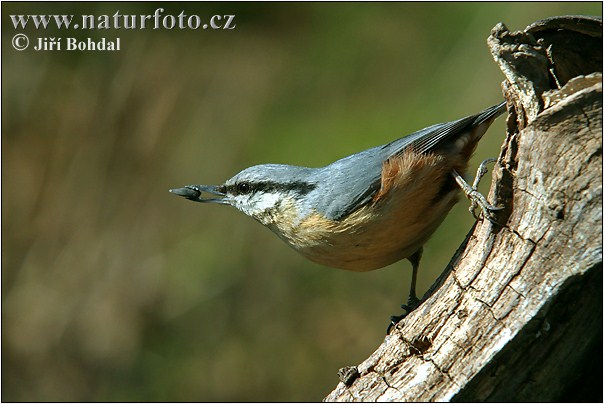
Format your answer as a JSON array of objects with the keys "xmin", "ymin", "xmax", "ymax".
[{"xmin": 3, "ymin": 2, "xmax": 601, "ymax": 401}]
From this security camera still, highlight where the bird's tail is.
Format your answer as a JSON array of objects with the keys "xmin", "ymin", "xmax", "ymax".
[
  {"xmin": 472, "ymin": 101, "xmax": 507, "ymax": 127},
  {"xmin": 460, "ymin": 101, "xmax": 508, "ymax": 156}
]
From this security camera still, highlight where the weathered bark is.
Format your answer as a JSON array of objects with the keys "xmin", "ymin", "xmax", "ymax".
[{"xmin": 325, "ymin": 15, "xmax": 602, "ymax": 402}]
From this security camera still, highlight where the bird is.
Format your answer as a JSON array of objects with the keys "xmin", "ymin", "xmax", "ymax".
[{"xmin": 170, "ymin": 101, "xmax": 507, "ymax": 331}]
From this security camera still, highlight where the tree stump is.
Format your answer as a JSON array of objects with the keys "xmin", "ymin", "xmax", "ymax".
[{"xmin": 325, "ymin": 15, "xmax": 602, "ymax": 402}]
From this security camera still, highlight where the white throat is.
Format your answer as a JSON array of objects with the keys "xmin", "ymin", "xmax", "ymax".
[{"xmin": 232, "ymin": 192, "xmax": 283, "ymax": 224}]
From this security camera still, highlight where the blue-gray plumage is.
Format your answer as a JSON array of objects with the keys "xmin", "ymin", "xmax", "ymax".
[{"xmin": 170, "ymin": 102, "xmax": 507, "ymax": 327}]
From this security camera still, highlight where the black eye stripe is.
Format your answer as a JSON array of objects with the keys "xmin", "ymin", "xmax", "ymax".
[
  {"xmin": 237, "ymin": 182, "xmax": 251, "ymax": 194},
  {"xmin": 227, "ymin": 181, "xmax": 316, "ymax": 196}
]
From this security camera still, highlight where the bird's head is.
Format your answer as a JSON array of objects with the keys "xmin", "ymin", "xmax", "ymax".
[{"xmin": 170, "ymin": 164, "xmax": 317, "ymax": 226}]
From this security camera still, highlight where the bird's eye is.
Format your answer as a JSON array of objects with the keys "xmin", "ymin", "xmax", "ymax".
[{"xmin": 236, "ymin": 182, "xmax": 252, "ymax": 194}]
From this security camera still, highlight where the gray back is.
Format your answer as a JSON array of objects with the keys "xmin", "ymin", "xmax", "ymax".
[{"xmin": 307, "ymin": 102, "xmax": 506, "ymax": 220}]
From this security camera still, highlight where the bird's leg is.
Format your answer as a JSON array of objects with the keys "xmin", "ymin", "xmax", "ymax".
[
  {"xmin": 388, "ymin": 247, "xmax": 423, "ymax": 333},
  {"xmin": 452, "ymin": 159, "xmax": 502, "ymax": 221},
  {"xmin": 402, "ymin": 247, "xmax": 422, "ymax": 311}
]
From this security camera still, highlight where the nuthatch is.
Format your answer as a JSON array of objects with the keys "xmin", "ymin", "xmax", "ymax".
[{"xmin": 170, "ymin": 102, "xmax": 506, "ymax": 329}]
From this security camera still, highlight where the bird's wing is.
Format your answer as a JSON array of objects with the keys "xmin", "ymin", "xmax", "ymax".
[
  {"xmin": 311, "ymin": 145, "xmax": 385, "ymax": 220},
  {"xmin": 316, "ymin": 102, "xmax": 506, "ymax": 220},
  {"xmin": 382, "ymin": 102, "xmax": 506, "ymax": 158}
]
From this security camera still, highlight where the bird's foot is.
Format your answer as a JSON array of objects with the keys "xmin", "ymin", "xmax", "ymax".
[
  {"xmin": 467, "ymin": 188, "xmax": 503, "ymax": 221},
  {"xmin": 387, "ymin": 295, "xmax": 420, "ymax": 334},
  {"xmin": 453, "ymin": 159, "xmax": 503, "ymax": 223}
]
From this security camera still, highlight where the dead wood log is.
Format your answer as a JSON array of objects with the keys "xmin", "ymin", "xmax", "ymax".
[{"xmin": 325, "ymin": 15, "xmax": 602, "ymax": 402}]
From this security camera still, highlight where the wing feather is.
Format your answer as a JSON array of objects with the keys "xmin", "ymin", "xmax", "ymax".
[
  {"xmin": 314, "ymin": 102, "xmax": 506, "ymax": 220},
  {"xmin": 383, "ymin": 102, "xmax": 506, "ymax": 158}
]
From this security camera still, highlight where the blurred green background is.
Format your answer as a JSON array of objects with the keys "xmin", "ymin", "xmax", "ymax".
[{"xmin": 3, "ymin": 2, "xmax": 601, "ymax": 401}]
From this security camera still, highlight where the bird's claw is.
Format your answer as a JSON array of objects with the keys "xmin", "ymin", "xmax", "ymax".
[
  {"xmin": 468, "ymin": 190, "xmax": 504, "ymax": 221},
  {"xmin": 454, "ymin": 158, "xmax": 503, "ymax": 222},
  {"xmin": 387, "ymin": 296, "xmax": 420, "ymax": 334},
  {"xmin": 472, "ymin": 158, "xmax": 497, "ymax": 190}
]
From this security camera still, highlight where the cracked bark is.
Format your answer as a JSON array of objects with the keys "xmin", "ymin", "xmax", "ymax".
[{"xmin": 325, "ymin": 16, "xmax": 602, "ymax": 402}]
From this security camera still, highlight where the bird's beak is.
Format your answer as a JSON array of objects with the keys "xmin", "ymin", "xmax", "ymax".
[{"xmin": 169, "ymin": 185, "xmax": 228, "ymax": 204}]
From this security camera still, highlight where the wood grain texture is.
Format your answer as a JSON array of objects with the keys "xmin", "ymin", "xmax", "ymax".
[{"xmin": 325, "ymin": 15, "xmax": 602, "ymax": 402}]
